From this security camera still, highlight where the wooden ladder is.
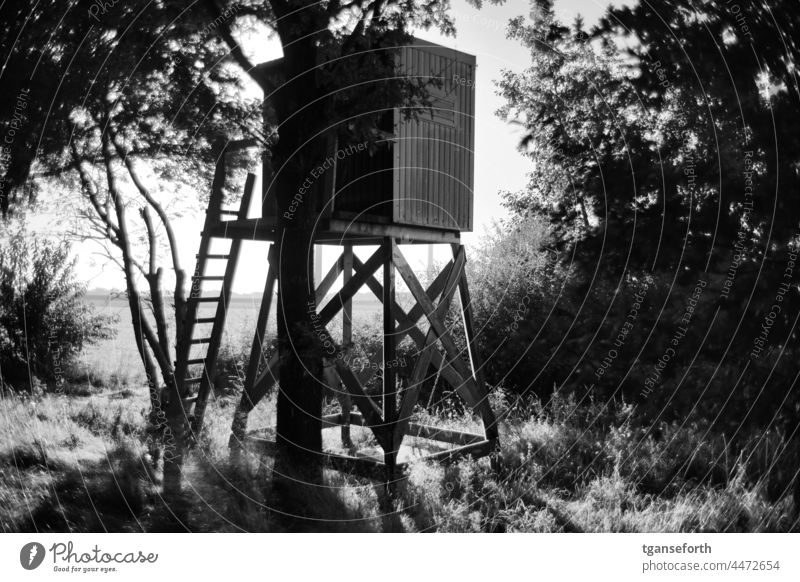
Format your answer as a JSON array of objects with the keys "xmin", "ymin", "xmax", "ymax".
[{"xmin": 174, "ymin": 151, "xmax": 256, "ymax": 435}]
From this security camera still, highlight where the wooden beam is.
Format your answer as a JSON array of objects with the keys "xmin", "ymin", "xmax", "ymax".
[
  {"xmin": 321, "ymin": 413, "xmax": 342, "ymax": 428},
  {"xmin": 241, "ymin": 245, "xmax": 276, "ymax": 407},
  {"xmin": 317, "ymin": 245, "xmax": 387, "ymax": 325},
  {"xmin": 392, "ymin": 242, "xmax": 472, "ymax": 382},
  {"xmin": 315, "ymin": 251, "xmax": 345, "ymax": 304},
  {"xmin": 250, "ymin": 352, "xmax": 280, "ymax": 405},
  {"xmin": 394, "ymin": 247, "xmax": 465, "ymax": 446},
  {"xmin": 420, "ymin": 439, "xmax": 496, "ymax": 465},
  {"xmin": 353, "ymin": 254, "xmax": 453, "ymax": 330},
  {"xmin": 247, "ymin": 247, "xmax": 382, "ymax": 409},
  {"xmin": 452, "ymin": 244, "xmax": 498, "ymax": 441},
  {"xmin": 326, "ymin": 218, "xmax": 461, "ymax": 244},
  {"xmin": 333, "ymin": 359, "xmax": 389, "ymax": 450},
  {"xmin": 406, "ymin": 423, "xmax": 485, "ymax": 446},
  {"xmin": 244, "ymin": 435, "xmax": 494, "ymax": 470},
  {"xmin": 382, "ymin": 238, "xmax": 397, "ymax": 473},
  {"xmin": 351, "ymin": 254, "xmax": 480, "ymax": 409},
  {"xmin": 323, "ymin": 451, "xmax": 387, "ymax": 481},
  {"xmin": 342, "ymin": 245, "xmax": 353, "ymax": 345},
  {"xmin": 207, "ymin": 217, "xmax": 277, "ymax": 241},
  {"xmin": 208, "ymin": 217, "xmax": 462, "ymax": 245}
]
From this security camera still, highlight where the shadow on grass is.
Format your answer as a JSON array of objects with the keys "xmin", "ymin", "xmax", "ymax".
[{"xmin": 13, "ymin": 444, "xmax": 155, "ymax": 533}]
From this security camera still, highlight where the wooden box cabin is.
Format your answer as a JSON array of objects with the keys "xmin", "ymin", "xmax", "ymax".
[{"xmin": 258, "ymin": 38, "xmax": 476, "ymax": 239}]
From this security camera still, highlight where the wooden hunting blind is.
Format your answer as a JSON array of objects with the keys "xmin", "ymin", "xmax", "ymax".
[
  {"xmin": 173, "ymin": 39, "xmax": 497, "ymax": 481},
  {"xmin": 260, "ymin": 38, "xmax": 476, "ymax": 234}
]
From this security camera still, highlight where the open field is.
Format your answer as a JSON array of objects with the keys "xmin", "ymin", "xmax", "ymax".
[{"xmin": 78, "ymin": 292, "xmax": 384, "ymax": 387}]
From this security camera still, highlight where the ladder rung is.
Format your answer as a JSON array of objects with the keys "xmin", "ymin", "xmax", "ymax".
[
  {"xmin": 193, "ymin": 275, "xmax": 225, "ymax": 281},
  {"xmin": 219, "ymin": 210, "xmax": 239, "ymax": 216},
  {"xmin": 186, "ymin": 358, "xmax": 206, "ymax": 366},
  {"xmin": 190, "ymin": 338, "xmax": 212, "ymax": 344},
  {"xmin": 190, "ymin": 297, "xmax": 220, "ymax": 303},
  {"xmin": 182, "ymin": 396, "xmax": 198, "ymax": 404},
  {"xmin": 185, "ymin": 377, "xmax": 204, "ymax": 384},
  {"xmin": 198, "ymin": 254, "xmax": 230, "ymax": 260},
  {"xmin": 194, "ymin": 317, "xmax": 216, "ymax": 324}
]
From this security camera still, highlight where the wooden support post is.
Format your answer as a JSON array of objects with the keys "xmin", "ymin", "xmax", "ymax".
[
  {"xmin": 229, "ymin": 245, "xmax": 277, "ymax": 452},
  {"xmin": 382, "ymin": 237, "xmax": 397, "ymax": 481},
  {"xmin": 452, "ymin": 244, "xmax": 498, "ymax": 441},
  {"xmin": 313, "ymin": 244, "xmax": 323, "ymax": 290},
  {"xmin": 342, "ymin": 244, "xmax": 353, "ymax": 346},
  {"xmin": 243, "ymin": 245, "xmax": 276, "ymax": 400}
]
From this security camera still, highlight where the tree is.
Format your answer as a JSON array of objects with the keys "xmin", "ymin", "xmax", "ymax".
[
  {"xmin": 1, "ymin": 1, "xmax": 261, "ymax": 495},
  {"xmin": 497, "ymin": 0, "xmax": 800, "ymax": 442},
  {"xmin": 597, "ymin": 0, "xmax": 800, "ymax": 506}
]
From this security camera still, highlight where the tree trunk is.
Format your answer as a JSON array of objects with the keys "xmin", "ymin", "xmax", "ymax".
[
  {"xmin": 273, "ymin": 193, "xmax": 325, "ymax": 484},
  {"xmin": 269, "ymin": 35, "xmax": 330, "ymax": 502}
]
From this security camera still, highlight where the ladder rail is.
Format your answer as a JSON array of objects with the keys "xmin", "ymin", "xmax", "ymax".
[
  {"xmin": 174, "ymin": 145, "xmax": 228, "ymax": 391},
  {"xmin": 192, "ymin": 172, "xmax": 256, "ymax": 431}
]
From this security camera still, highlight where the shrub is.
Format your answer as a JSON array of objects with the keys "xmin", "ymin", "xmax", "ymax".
[
  {"xmin": 0, "ymin": 228, "xmax": 115, "ymax": 390},
  {"xmin": 466, "ymin": 216, "xmax": 568, "ymax": 396}
]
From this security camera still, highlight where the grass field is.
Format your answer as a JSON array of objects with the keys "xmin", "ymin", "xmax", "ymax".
[
  {"xmin": 1, "ymin": 292, "xmax": 797, "ymax": 532},
  {"xmin": 1, "ymin": 381, "xmax": 797, "ymax": 532},
  {"xmin": 78, "ymin": 292, "xmax": 384, "ymax": 387}
]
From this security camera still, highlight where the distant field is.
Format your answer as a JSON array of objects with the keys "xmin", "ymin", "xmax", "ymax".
[{"xmin": 80, "ymin": 292, "xmax": 384, "ymax": 384}]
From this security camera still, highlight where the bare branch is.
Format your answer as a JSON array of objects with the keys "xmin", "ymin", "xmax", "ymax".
[
  {"xmin": 109, "ymin": 130, "xmax": 183, "ymax": 273},
  {"xmin": 70, "ymin": 140, "xmax": 121, "ymax": 240},
  {"xmin": 140, "ymin": 203, "xmax": 158, "ymax": 276},
  {"xmin": 109, "ymin": 127, "xmax": 188, "ymax": 332},
  {"xmin": 100, "ymin": 123, "xmax": 171, "ymax": 369},
  {"xmin": 141, "ymin": 206, "xmax": 174, "ymax": 363}
]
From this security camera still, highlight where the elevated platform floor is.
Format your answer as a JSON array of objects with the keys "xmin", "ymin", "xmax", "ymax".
[{"xmin": 209, "ymin": 215, "xmax": 462, "ymax": 245}]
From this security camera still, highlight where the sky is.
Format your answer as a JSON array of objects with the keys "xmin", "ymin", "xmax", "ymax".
[{"xmin": 62, "ymin": 0, "xmax": 622, "ymax": 294}]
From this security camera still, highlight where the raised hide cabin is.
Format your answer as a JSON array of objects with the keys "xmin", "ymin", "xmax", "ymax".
[
  {"xmin": 185, "ymin": 39, "xmax": 497, "ymax": 480},
  {"xmin": 258, "ymin": 38, "xmax": 476, "ymax": 238}
]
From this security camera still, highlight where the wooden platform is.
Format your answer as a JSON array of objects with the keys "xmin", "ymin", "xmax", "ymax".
[{"xmin": 208, "ymin": 215, "xmax": 461, "ymax": 245}]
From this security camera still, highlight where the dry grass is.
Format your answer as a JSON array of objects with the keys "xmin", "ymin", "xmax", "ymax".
[{"xmin": 1, "ymin": 383, "xmax": 798, "ymax": 532}]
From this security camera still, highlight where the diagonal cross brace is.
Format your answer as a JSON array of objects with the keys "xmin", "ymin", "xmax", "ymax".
[
  {"xmin": 394, "ymin": 246, "xmax": 466, "ymax": 446},
  {"xmin": 351, "ymin": 254, "xmax": 482, "ymax": 409}
]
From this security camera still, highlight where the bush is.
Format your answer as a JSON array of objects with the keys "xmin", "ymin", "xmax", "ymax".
[
  {"xmin": 467, "ymin": 216, "xmax": 568, "ymax": 396},
  {"xmin": 0, "ymin": 228, "xmax": 115, "ymax": 390}
]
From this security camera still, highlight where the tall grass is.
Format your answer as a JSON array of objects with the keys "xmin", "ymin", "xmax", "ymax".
[{"xmin": 1, "ymin": 383, "xmax": 797, "ymax": 532}]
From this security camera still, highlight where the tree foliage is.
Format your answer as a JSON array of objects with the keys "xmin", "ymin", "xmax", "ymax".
[{"xmin": 494, "ymin": 0, "xmax": 800, "ymax": 435}]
